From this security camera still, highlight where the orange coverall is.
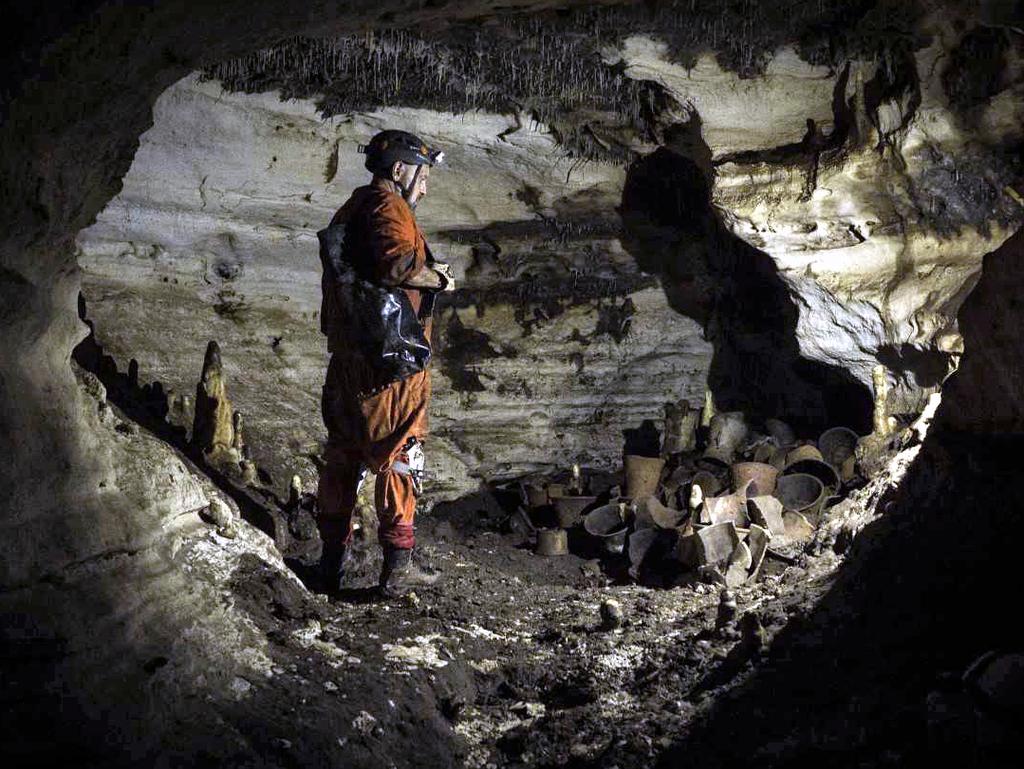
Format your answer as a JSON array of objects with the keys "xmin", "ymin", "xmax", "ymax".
[{"xmin": 317, "ymin": 178, "xmax": 434, "ymax": 551}]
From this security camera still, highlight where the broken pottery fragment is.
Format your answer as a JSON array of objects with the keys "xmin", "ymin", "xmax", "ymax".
[
  {"xmin": 677, "ymin": 521, "xmax": 740, "ymax": 568},
  {"xmin": 781, "ymin": 510, "xmax": 815, "ymax": 543},
  {"xmin": 628, "ymin": 526, "xmax": 664, "ymax": 577},
  {"xmin": 636, "ymin": 495, "xmax": 687, "ymax": 530},
  {"xmin": 752, "ymin": 443, "xmax": 777, "ymax": 465},
  {"xmin": 725, "ymin": 541, "xmax": 752, "ymax": 588},
  {"xmin": 745, "ymin": 524, "xmax": 772, "ymax": 580},
  {"xmin": 747, "ymin": 496, "xmax": 786, "ymax": 537},
  {"xmin": 700, "ymin": 481, "xmax": 751, "ymax": 526}
]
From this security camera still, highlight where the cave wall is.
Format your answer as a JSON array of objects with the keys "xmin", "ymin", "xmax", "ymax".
[
  {"xmin": 610, "ymin": 17, "xmax": 1024, "ymax": 416},
  {"xmin": 3, "ymin": 1, "xmax": 1024, "ymax": 764},
  {"xmin": 75, "ymin": 74, "xmax": 713, "ymax": 496}
]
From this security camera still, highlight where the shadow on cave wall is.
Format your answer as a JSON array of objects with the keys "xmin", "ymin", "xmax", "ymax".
[
  {"xmin": 619, "ymin": 136, "xmax": 873, "ymax": 436},
  {"xmin": 650, "ymin": 231, "xmax": 1024, "ymax": 766}
]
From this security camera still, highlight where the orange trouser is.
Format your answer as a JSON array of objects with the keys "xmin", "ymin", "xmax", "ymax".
[{"xmin": 317, "ymin": 353, "xmax": 430, "ymax": 550}]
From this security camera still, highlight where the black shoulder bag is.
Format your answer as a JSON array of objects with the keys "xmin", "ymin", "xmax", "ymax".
[{"xmin": 317, "ymin": 223, "xmax": 432, "ymax": 383}]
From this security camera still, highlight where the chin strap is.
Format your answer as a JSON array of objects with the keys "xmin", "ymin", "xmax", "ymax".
[{"xmin": 400, "ymin": 164, "xmax": 427, "ymax": 209}]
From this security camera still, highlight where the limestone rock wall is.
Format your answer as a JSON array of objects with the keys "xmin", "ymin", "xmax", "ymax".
[
  {"xmin": 612, "ymin": 19, "xmax": 1024, "ymax": 415},
  {"xmin": 77, "ymin": 75, "xmax": 713, "ymax": 496}
]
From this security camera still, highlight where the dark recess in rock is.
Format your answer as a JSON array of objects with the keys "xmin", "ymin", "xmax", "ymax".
[
  {"xmin": 435, "ymin": 308, "xmax": 503, "ymax": 392},
  {"xmin": 621, "ymin": 131, "xmax": 873, "ymax": 434}
]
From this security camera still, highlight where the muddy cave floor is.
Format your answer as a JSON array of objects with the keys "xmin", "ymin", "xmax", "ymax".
[
  {"xmin": 205, "ymin": 452, "xmax": 961, "ymax": 769},
  {"xmin": 232, "ymin": 508, "xmax": 837, "ymax": 769}
]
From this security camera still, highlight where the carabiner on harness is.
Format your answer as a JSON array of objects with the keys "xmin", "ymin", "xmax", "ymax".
[{"xmin": 390, "ymin": 438, "xmax": 426, "ymax": 496}]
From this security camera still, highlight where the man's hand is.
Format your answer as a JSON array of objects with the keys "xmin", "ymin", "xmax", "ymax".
[{"xmin": 403, "ymin": 262, "xmax": 456, "ymax": 292}]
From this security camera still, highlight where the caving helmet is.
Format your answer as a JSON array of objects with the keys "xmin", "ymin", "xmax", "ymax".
[{"xmin": 359, "ymin": 130, "xmax": 444, "ymax": 176}]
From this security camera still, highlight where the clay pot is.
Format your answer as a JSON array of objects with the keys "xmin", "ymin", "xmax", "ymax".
[
  {"xmin": 785, "ymin": 458, "xmax": 839, "ymax": 491},
  {"xmin": 553, "ymin": 495, "xmax": 598, "ymax": 528},
  {"xmin": 782, "ymin": 444, "xmax": 839, "ymax": 490},
  {"xmin": 535, "ymin": 528, "xmax": 568, "ymax": 557},
  {"xmin": 730, "ymin": 462, "xmax": 779, "ymax": 496},
  {"xmin": 774, "ymin": 473, "xmax": 826, "ymax": 514},
  {"xmin": 522, "ymin": 483, "xmax": 548, "ymax": 508},
  {"xmin": 744, "ymin": 524, "xmax": 772, "ymax": 582},
  {"xmin": 818, "ymin": 427, "xmax": 859, "ymax": 481},
  {"xmin": 691, "ymin": 470, "xmax": 723, "ymax": 498},
  {"xmin": 546, "ymin": 483, "xmax": 567, "ymax": 500},
  {"xmin": 783, "ymin": 444, "xmax": 825, "ymax": 467},
  {"xmin": 705, "ymin": 412, "xmax": 748, "ymax": 464},
  {"xmin": 623, "ymin": 455, "xmax": 665, "ymax": 500},
  {"xmin": 584, "ymin": 503, "xmax": 629, "ymax": 554},
  {"xmin": 764, "ymin": 418, "xmax": 796, "ymax": 447},
  {"xmin": 636, "ymin": 496, "xmax": 687, "ymax": 530}
]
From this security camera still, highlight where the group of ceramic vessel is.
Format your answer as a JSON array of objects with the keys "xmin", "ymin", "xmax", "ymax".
[{"xmin": 521, "ymin": 413, "xmax": 862, "ymax": 582}]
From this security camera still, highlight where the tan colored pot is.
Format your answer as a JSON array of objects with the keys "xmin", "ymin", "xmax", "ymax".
[
  {"xmin": 535, "ymin": 528, "xmax": 568, "ymax": 556},
  {"xmin": 553, "ymin": 495, "xmax": 598, "ymax": 528},
  {"xmin": 730, "ymin": 462, "xmax": 779, "ymax": 496},
  {"xmin": 623, "ymin": 455, "xmax": 665, "ymax": 500}
]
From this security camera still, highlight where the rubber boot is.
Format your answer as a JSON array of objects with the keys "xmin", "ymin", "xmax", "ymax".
[
  {"xmin": 318, "ymin": 544, "xmax": 348, "ymax": 597},
  {"xmin": 379, "ymin": 546, "xmax": 440, "ymax": 597}
]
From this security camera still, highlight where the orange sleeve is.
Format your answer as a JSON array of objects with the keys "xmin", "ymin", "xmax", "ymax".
[{"xmin": 366, "ymin": 195, "xmax": 426, "ymax": 287}]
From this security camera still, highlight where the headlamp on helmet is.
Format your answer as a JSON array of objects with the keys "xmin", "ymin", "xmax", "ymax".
[{"xmin": 358, "ymin": 130, "xmax": 444, "ymax": 176}]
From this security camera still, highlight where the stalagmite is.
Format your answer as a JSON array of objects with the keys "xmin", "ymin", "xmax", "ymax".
[
  {"xmin": 700, "ymin": 389, "xmax": 716, "ymax": 429},
  {"xmin": 871, "ymin": 364, "xmax": 895, "ymax": 438},
  {"xmin": 663, "ymin": 399, "xmax": 699, "ymax": 454},
  {"xmin": 231, "ymin": 410, "xmax": 245, "ymax": 453},
  {"xmin": 240, "ymin": 460, "xmax": 258, "ymax": 485},
  {"xmin": 192, "ymin": 340, "xmax": 237, "ymax": 464}
]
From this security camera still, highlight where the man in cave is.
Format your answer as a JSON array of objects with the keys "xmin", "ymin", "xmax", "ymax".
[{"xmin": 316, "ymin": 130, "xmax": 454, "ymax": 598}]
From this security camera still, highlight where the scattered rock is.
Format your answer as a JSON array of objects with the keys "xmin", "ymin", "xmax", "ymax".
[
  {"xmin": 600, "ymin": 598, "xmax": 624, "ymax": 630},
  {"xmin": 229, "ymin": 676, "xmax": 253, "ymax": 699},
  {"xmin": 352, "ymin": 711, "xmax": 377, "ymax": 737}
]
